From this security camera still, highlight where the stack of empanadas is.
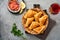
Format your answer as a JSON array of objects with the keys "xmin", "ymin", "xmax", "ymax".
[{"xmin": 22, "ymin": 8, "xmax": 48, "ymax": 35}]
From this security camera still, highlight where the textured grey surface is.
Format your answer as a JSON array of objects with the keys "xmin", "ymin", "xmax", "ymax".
[{"xmin": 0, "ymin": 0, "xmax": 60, "ymax": 40}]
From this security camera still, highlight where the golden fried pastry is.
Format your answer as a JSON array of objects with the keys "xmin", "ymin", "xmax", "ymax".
[
  {"xmin": 24, "ymin": 9, "xmax": 37, "ymax": 19},
  {"xmin": 33, "ymin": 25, "xmax": 46, "ymax": 34},
  {"xmin": 25, "ymin": 17, "xmax": 34, "ymax": 27},
  {"xmin": 34, "ymin": 12, "xmax": 43, "ymax": 22},
  {"xmin": 29, "ymin": 21, "xmax": 39, "ymax": 30},
  {"xmin": 22, "ymin": 8, "xmax": 48, "ymax": 35},
  {"xmin": 39, "ymin": 15, "xmax": 48, "ymax": 26}
]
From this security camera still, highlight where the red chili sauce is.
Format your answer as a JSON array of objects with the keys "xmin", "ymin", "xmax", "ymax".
[
  {"xmin": 8, "ymin": 1, "xmax": 19, "ymax": 11},
  {"xmin": 51, "ymin": 3, "xmax": 60, "ymax": 14}
]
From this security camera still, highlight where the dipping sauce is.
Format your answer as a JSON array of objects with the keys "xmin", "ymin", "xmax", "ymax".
[
  {"xmin": 50, "ymin": 3, "xmax": 60, "ymax": 14},
  {"xmin": 8, "ymin": 1, "xmax": 20, "ymax": 11}
]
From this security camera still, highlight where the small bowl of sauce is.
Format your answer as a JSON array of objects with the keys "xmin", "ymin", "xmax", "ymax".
[
  {"xmin": 8, "ymin": 0, "xmax": 21, "ymax": 13},
  {"xmin": 49, "ymin": 3, "xmax": 60, "ymax": 14}
]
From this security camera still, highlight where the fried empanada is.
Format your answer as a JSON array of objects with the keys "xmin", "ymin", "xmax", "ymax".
[
  {"xmin": 24, "ymin": 9, "xmax": 37, "ymax": 19},
  {"xmin": 29, "ymin": 21, "xmax": 39, "ymax": 30},
  {"xmin": 39, "ymin": 15, "xmax": 48, "ymax": 26},
  {"xmin": 25, "ymin": 17, "xmax": 34, "ymax": 27},
  {"xmin": 33, "ymin": 25, "xmax": 46, "ymax": 34},
  {"xmin": 34, "ymin": 12, "xmax": 43, "ymax": 22}
]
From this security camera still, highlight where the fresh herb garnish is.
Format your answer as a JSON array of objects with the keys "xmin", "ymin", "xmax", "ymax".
[{"xmin": 11, "ymin": 23, "xmax": 27, "ymax": 40}]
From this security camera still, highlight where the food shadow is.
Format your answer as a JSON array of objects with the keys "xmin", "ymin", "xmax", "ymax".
[{"xmin": 0, "ymin": 20, "xmax": 3, "ymax": 40}]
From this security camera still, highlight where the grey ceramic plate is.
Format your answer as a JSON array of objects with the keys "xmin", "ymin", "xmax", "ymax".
[{"xmin": 0, "ymin": 0, "xmax": 60, "ymax": 40}]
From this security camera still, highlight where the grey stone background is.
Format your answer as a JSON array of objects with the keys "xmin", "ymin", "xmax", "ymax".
[{"xmin": 0, "ymin": 0, "xmax": 60, "ymax": 40}]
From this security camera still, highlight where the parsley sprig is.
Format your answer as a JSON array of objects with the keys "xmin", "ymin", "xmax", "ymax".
[{"xmin": 11, "ymin": 23, "xmax": 27, "ymax": 40}]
